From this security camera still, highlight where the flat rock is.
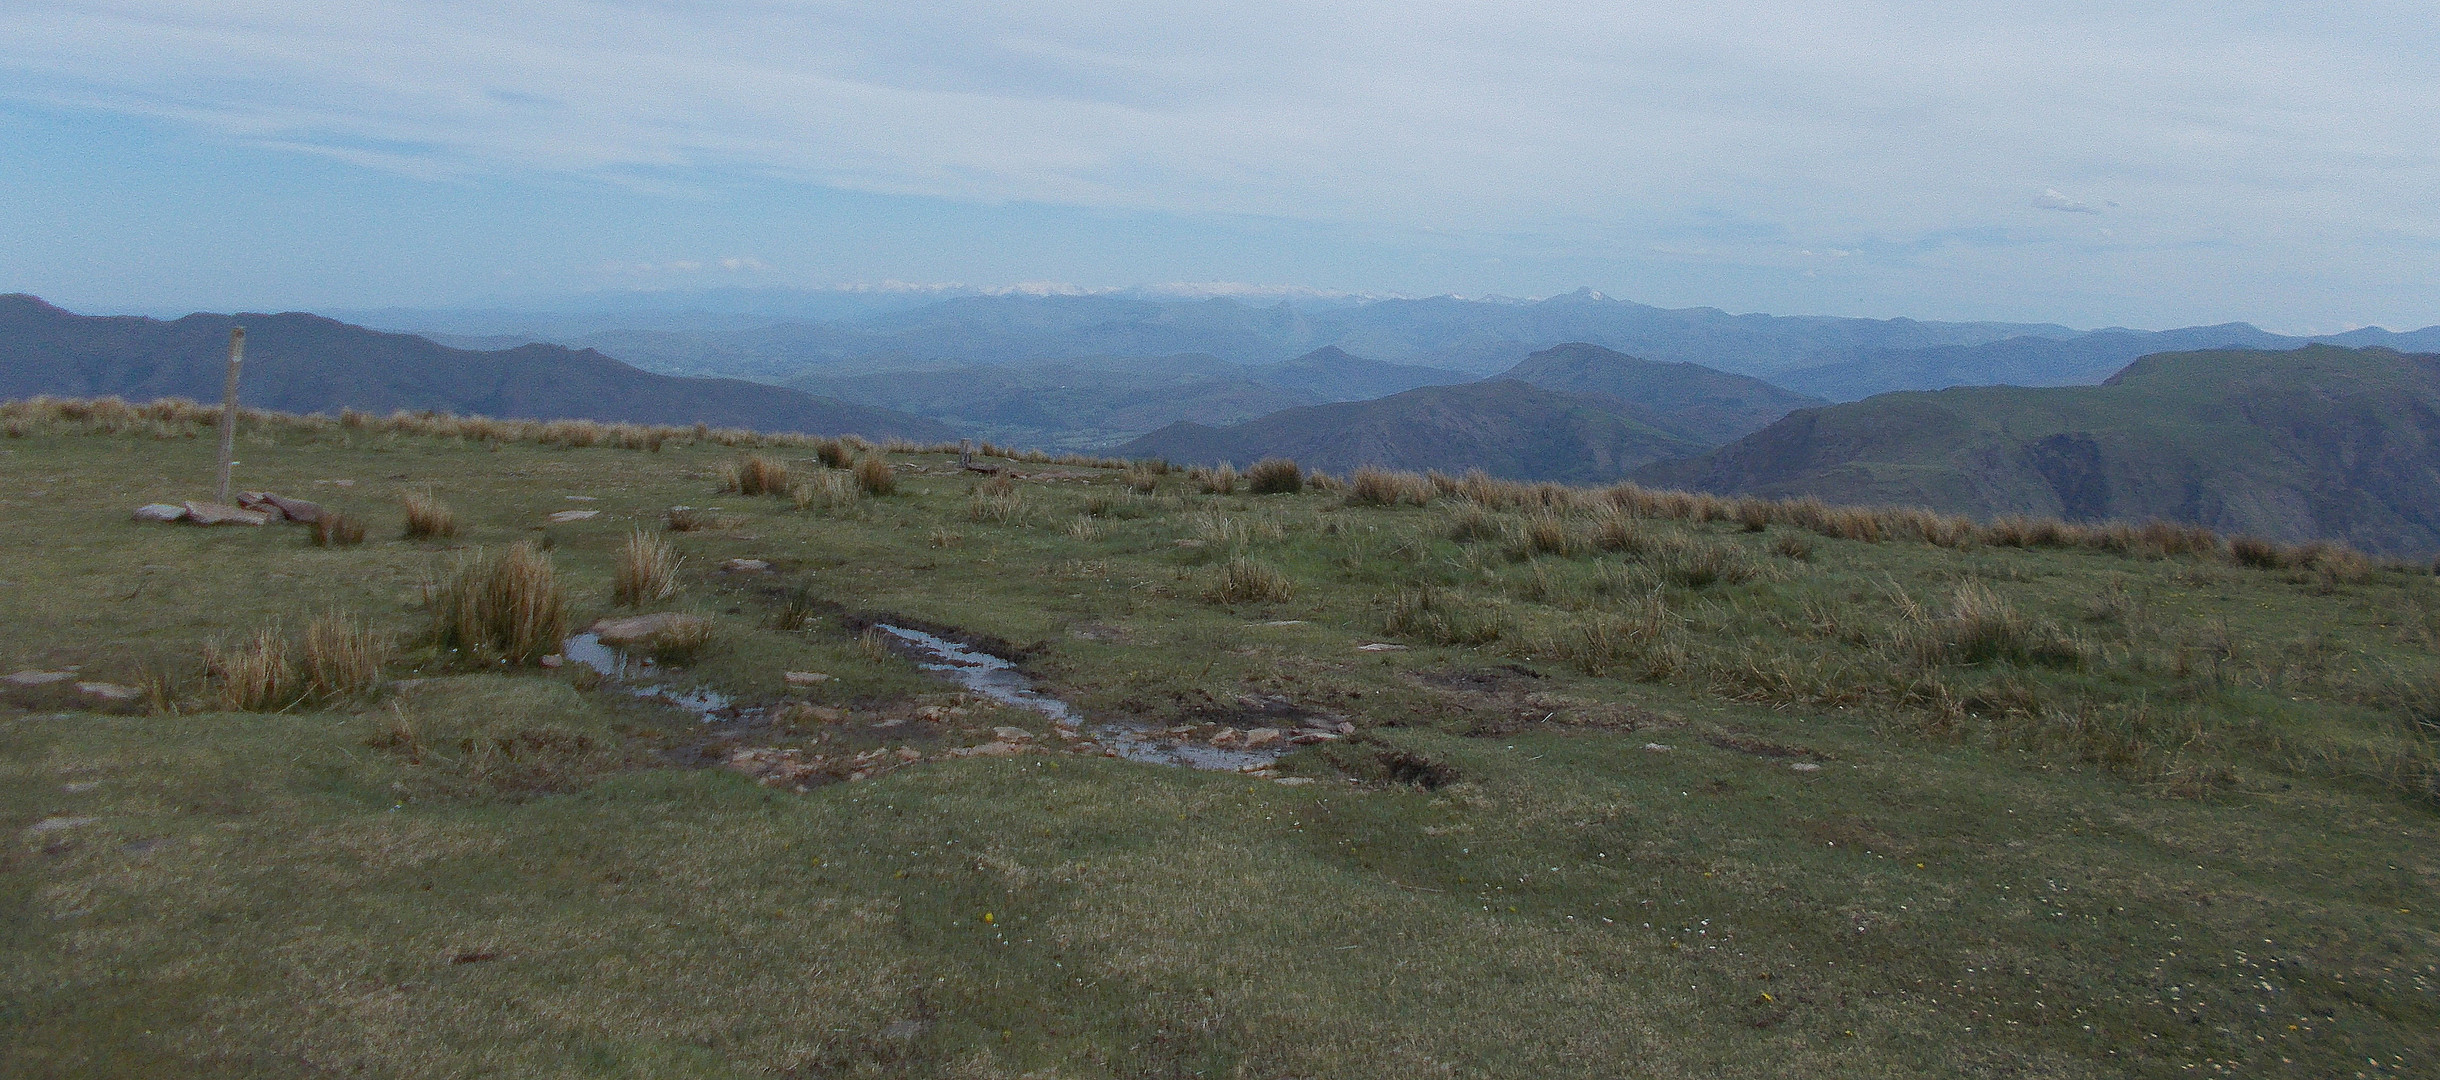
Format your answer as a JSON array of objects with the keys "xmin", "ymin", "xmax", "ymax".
[
  {"xmin": 1790, "ymin": 762, "xmax": 1823, "ymax": 773},
  {"xmin": 75, "ymin": 682, "xmax": 142, "ymax": 703},
  {"xmin": 545, "ymin": 509, "xmax": 601, "ymax": 524},
  {"xmin": 1355, "ymin": 642, "xmax": 1409, "ymax": 652},
  {"xmin": 1273, "ymin": 776, "xmax": 1317, "ymax": 786},
  {"xmin": 5, "ymin": 670, "xmax": 76, "ymax": 688},
  {"xmin": 1643, "ymin": 743, "xmax": 1674, "ymax": 753},
  {"xmin": 722, "ymin": 558, "xmax": 772, "ymax": 573},
  {"xmin": 1241, "ymin": 727, "xmax": 1285, "ymax": 749},
  {"xmin": 238, "ymin": 492, "xmax": 325, "ymax": 522},
  {"xmin": 783, "ymin": 670, "xmax": 832, "ymax": 686},
  {"xmin": 588, "ymin": 612, "xmax": 702, "ymax": 647},
  {"xmin": 132, "ymin": 503, "xmax": 187, "ymax": 523},
  {"xmin": 991, "ymin": 725, "xmax": 1035, "ymax": 742},
  {"xmin": 23, "ymin": 816, "xmax": 97, "ymax": 835},
  {"xmin": 182, "ymin": 501, "xmax": 269, "ymax": 526}
]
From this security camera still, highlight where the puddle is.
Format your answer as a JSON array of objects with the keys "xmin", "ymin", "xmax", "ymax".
[
  {"xmin": 870, "ymin": 624, "xmax": 1287, "ymax": 772},
  {"xmin": 563, "ymin": 632, "xmax": 736, "ymax": 721}
]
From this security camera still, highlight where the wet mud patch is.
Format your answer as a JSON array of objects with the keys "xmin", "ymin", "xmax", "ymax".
[
  {"xmin": 845, "ymin": 612, "xmax": 1041, "ymax": 662},
  {"xmin": 1408, "ymin": 666, "xmax": 1673, "ymax": 737}
]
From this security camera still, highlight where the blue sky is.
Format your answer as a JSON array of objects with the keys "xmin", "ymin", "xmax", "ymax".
[{"xmin": 3, "ymin": 1, "xmax": 2435, "ymax": 332}]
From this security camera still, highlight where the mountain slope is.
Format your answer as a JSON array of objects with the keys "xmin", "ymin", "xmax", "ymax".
[
  {"xmin": 1497, "ymin": 342, "xmax": 1821, "ymax": 446},
  {"xmin": 1637, "ymin": 344, "xmax": 2440, "ymax": 553},
  {"xmin": 0, "ymin": 295, "xmax": 949, "ymax": 439},
  {"xmin": 1243, "ymin": 346, "xmax": 1473, "ymax": 402},
  {"xmin": 1118, "ymin": 380, "xmax": 1706, "ymax": 483},
  {"xmin": 786, "ymin": 354, "xmax": 1311, "ymax": 450}
]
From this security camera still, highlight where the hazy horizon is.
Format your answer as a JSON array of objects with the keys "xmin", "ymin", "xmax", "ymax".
[{"xmin": 5, "ymin": 2, "xmax": 2435, "ymax": 334}]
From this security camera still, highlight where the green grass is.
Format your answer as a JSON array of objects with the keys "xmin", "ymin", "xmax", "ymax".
[{"xmin": 2, "ymin": 412, "xmax": 2436, "ymax": 1077}]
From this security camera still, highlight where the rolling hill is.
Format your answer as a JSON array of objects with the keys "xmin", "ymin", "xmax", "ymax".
[
  {"xmin": 1496, "ymin": 342, "xmax": 1821, "ymax": 446},
  {"xmin": 1118, "ymin": 380, "xmax": 1706, "ymax": 483},
  {"xmin": 1636, "ymin": 344, "xmax": 2440, "ymax": 553},
  {"xmin": 0, "ymin": 295, "xmax": 950, "ymax": 440},
  {"xmin": 786, "ymin": 354, "xmax": 1310, "ymax": 450},
  {"xmin": 1243, "ymin": 346, "xmax": 1474, "ymax": 402}
]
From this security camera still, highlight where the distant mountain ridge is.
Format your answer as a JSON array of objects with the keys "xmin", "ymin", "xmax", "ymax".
[
  {"xmin": 1120, "ymin": 380, "xmax": 1707, "ymax": 483},
  {"xmin": 0, "ymin": 295, "xmax": 950, "ymax": 440},
  {"xmin": 1497, "ymin": 342, "xmax": 1822, "ymax": 446},
  {"xmin": 1637, "ymin": 344, "xmax": 2440, "ymax": 554}
]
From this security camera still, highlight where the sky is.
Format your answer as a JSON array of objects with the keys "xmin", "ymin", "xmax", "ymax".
[{"xmin": 2, "ymin": 1, "xmax": 2435, "ymax": 332}]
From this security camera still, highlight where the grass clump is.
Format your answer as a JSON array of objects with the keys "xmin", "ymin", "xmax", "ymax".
[
  {"xmin": 1193, "ymin": 463, "xmax": 1239, "ymax": 494},
  {"xmin": 425, "ymin": 542, "xmax": 570, "ymax": 665},
  {"xmin": 1892, "ymin": 581, "xmax": 2081, "ymax": 669},
  {"xmin": 301, "ymin": 610, "xmax": 391, "ymax": 699},
  {"xmin": 401, "ymin": 490, "xmax": 457, "ymax": 539},
  {"xmin": 310, "ymin": 512, "xmax": 366, "ymax": 547},
  {"xmin": 613, "ymin": 528, "xmax": 681, "ymax": 607},
  {"xmin": 1206, "ymin": 557, "xmax": 1293, "ymax": 604},
  {"xmin": 643, "ymin": 614, "xmax": 716, "ymax": 665},
  {"xmin": 853, "ymin": 454, "xmax": 897, "ymax": 495},
  {"xmin": 1247, "ymin": 457, "xmax": 1304, "ymax": 495},
  {"xmin": 204, "ymin": 625, "xmax": 301, "ymax": 712},
  {"xmin": 1385, "ymin": 585, "xmax": 1507, "ymax": 645}
]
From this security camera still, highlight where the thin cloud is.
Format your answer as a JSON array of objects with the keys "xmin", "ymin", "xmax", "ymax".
[{"xmin": 2033, "ymin": 189, "xmax": 2104, "ymax": 214}]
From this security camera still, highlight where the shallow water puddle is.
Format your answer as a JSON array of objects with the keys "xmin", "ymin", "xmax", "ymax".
[
  {"xmin": 562, "ymin": 632, "xmax": 736, "ymax": 720},
  {"xmin": 870, "ymin": 624, "xmax": 1287, "ymax": 772}
]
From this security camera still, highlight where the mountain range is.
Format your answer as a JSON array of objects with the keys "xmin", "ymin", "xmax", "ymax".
[
  {"xmin": 0, "ymin": 295, "xmax": 948, "ymax": 440},
  {"xmin": 1639, "ymin": 345, "xmax": 2440, "ymax": 553}
]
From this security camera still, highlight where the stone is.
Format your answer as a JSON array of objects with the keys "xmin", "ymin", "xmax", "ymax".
[
  {"xmin": 991, "ymin": 725, "xmax": 1035, "ymax": 742},
  {"xmin": 1643, "ymin": 743, "xmax": 1674, "ymax": 753},
  {"xmin": 1790, "ymin": 762, "xmax": 1823, "ymax": 773},
  {"xmin": 261, "ymin": 494, "xmax": 326, "ymax": 523},
  {"xmin": 75, "ymin": 682, "xmax": 142, "ymax": 703},
  {"xmin": 1355, "ymin": 643, "xmax": 1409, "ymax": 652},
  {"xmin": 1241, "ymin": 727, "xmax": 1285, "ymax": 750},
  {"xmin": 182, "ymin": 501, "xmax": 269, "ymax": 526},
  {"xmin": 564, "ymin": 495, "xmax": 597, "ymax": 501},
  {"xmin": 944, "ymin": 741, "xmax": 1027, "ymax": 758},
  {"xmin": 722, "ymin": 558, "xmax": 772, "ymax": 573},
  {"xmin": 5, "ymin": 670, "xmax": 75, "ymax": 688},
  {"xmin": 588, "ymin": 613, "xmax": 702, "ymax": 648},
  {"xmin": 1208, "ymin": 728, "xmax": 1247, "ymax": 749},
  {"xmin": 538, "ymin": 654, "xmax": 565, "ymax": 668},
  {"xmin": 23, "ymin": 816, "xmax": 97, "ymax": 835},
  {"xmin": 784, "ymin": 671, "xmax": 832, "ymax": 686},
  {"xmin": 132, "ymin": 503, "xmax": 187, "ymax": 523},
  {"xmin": 545, "ymin": 509, "xmax": 600, "ymax": 524},
  {"xmin": 1274, "ymin": 776, "xmax": 1317, "ymax": 786}
]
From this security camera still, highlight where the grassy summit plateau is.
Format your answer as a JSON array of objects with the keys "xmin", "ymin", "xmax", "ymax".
[{"xmin": 1, "ymin": 399, "xmax": 2435, "ymax": 1078}]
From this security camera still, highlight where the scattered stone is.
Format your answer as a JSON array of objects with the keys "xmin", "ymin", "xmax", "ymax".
[
  {"xmin": 722, "ymin": 558, "xmax": 772, "ymax": 573},
  {"xmin": 182, "ymin": 501, "xmax": 269, "ymax": 526},
  {"xmin": 1643, "ymin": 743, "xmax": 1674, "ymax": 753},
  {"xmin": 132, "ymin": 503, "xmax": 187, "ymax": 523},
  {"xmin": 1356, "ymin": 643, "xmax": 1409, "ymax": 652},
  {"xmin": 1241, "ymin": 727, "xmax": 1285, "ymax": 750},
  {"xmin": 1208, "ymin": 728, "xmax": 1247, "ymax": 749},
  {"xmin": 5, "ymin": 670, "xmax": 75, "ymax": 688},
  {"xmin": 1274, "ymin": 776, "xmax": 1317, "ymax": 786},
  {"xmin": 1790, "ymin": 762, "xmax": 1824, "ymax": 773},
  {"xmin": 538, "ymin": 654, "xmax": 565, "ymax": 669},
  {"xmin": 991, "ymin": 726, "xmax": 1035, "ymax": 742},
  {"xmin": 545, "ymin": 509, "xmax": 601, "ymax": 524},
  {"xmin": 588, "ymin": 613, "xmax": 703, "ymax": 648},
  {"xmin": 239, "ymin": 492, "xmax": 326, "ymax": 523},
  {"xmin": 74, "ymin": 682, "xmax": 142, "ymax": 703},
  {"xmin": 1051, "ymin": 725, "xmax": 1080, "ymax": 741},
  {"xmin": 23, "ymin": 816, "xmax": 97, "ymax": 835},
  {"xmin": 784, "ymin": 671, "xmax": 832, "ymax": 687}
]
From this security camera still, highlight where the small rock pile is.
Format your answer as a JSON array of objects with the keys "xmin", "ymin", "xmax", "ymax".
[{"xmin": 133, "ymin": 491, "xmax": 327, "ymax": 527}]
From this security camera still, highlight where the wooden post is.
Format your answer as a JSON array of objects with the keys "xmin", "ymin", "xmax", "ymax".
[
  {"xmin": 958, "ymin": 438, "xmax": 974, "ymax": 471},
  {"xmin": 212, "ymin": 326, "xmax": 245, "ymax": 504}
]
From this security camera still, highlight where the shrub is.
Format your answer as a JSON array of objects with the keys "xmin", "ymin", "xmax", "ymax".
[
  {"xmin": 1247, "ymin": 458, "xmax": 1304, "ymax": 494},
  {"xmin": 853, "ymin": 454, "xmax": 897, "ymax": 495},
  {"xmin": 1206, "ymin": 557, "xmax": 1293, "ymax": 604},
  {"xmin": 426, "ymin": 542, "xmax": 569, "ymax": 665},
  {"xmin": 402, "ymin": 491, "xmax": 457, "ymax": 540},
  {"xmin": 613, "ymin": 529, "xmax": 681, "ymax": 607},
  {"xmin": 311, "ymin": 512, "xmax": 366, "ymax": 547},
  {"xmin": 302, "ymin": 611, "xmax": 390, "ymax": 698}
]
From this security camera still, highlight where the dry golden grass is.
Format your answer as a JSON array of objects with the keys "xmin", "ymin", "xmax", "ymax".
[
  {"xmin": 1247, "ymin": 457, "xmax": 1304, "ymax": 495},
  {"xmin": 853, "ymin": 454, "xmax": 897, "ymax": 496},
  {"xmin": 789, "ymin": 471, "xmax": 860, "ymax": 510},
  {"xmin": 205, "ymin": 625, "xmax": 299, "ymax": 711},
  {"xmin": 613, "ymin": 528, "xmax": 681, "ymax": 607},
  {"xmin": 727, "ymin": 453, "xmax": 791, "ymax": 496},
  {"xmin": 310, "ymin": 512, "xmax": 366, "ymax": 546},
  {"xmin": 400, "ymin": 490, "xmax": 457, "ymax": 539},
  {"xmin": 643, "ymin": 614, "xmax": 716, "ymax": 665},
  {"xmin": 426, "ymin": 542, "xmax": 569, "ymax": 664},
  {"xmin": 301, "ymin": 610, "xmax": 390, "ymax": 698}
]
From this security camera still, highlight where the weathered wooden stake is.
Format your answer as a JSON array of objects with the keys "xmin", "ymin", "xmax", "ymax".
[
  {"xmin": 212, "ymin": 326, "xmax": 245, "ymax": 504},
  {"xmin": 959, "ymin": 438, "xmax": 975, "ymax": 471}
]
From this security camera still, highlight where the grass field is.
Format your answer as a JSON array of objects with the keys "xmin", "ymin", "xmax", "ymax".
[{"xmin": 3, "ymin": 403, "xmax": 2435, "ymax": 1078}]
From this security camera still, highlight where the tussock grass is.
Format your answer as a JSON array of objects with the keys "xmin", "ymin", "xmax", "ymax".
[
  {"xmin": 1247, "ymin": 457, "xmax": 1304, "ymax": 495},
  {"xmin": 310, "ymin": 512, "xmax": 366, "ymax": 546},
  {"xmin": 663, "ymin": 505, "xmax": 713, "ymax": 531},
  {"xmin": 400, "ymin": 490, "xmax": 457, "ymax": 539},
  {"xmin": 723, "ymin": 453, "xmax": 792, "ymax": 496},
  {"xmin": 853, "ymin": 454, "xmax": 897, "ymax": 496},
  {"xmin": 1206, "ymin": 557, "xmax": 1293, "ymax": 604},
  {"xmin": 968, "ymin": 479, "xmax": 1028, "ymax": 525},
  {"xmin": 643, "ymin": 614, "xmax": 716, "ymax": 665},
  {"xmin": 1892, "ymin": 581, "xmax": 2083, "ymax": 669},
  {"xmin": 789, "ymin": 471, "xmax": 860, "ymax": 510},
  {"xmin": 301, "ymin": 610, "xmax": 390, "ymax": 699},
  {"xmin": 1347, "ymin": 466, "xmax": 1432, "ymax": 507},
  {"xmin": 1192, "ymin": 463, "xmax": 1239, "ymax": 494},
  {"xmin": 204, "ymin": 625, "xmax": 300, "ymax": 712},
  {"xmin": 613, "ymin": 528, "xmax": 681, "ymax": 607},
  {"xmin": 425, "ymin": 542, "xmax": 569, "ymax": 664},
  {"xmin": 1385, "ymin": 585, "xmax": 1508, "ymax": 645}
]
